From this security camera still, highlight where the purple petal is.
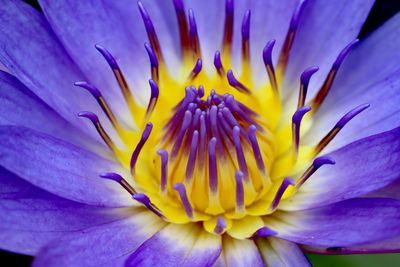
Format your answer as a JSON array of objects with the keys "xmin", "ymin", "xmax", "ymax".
[
  {"xmin": 366, "ymin": 180, "xmax": 400, "ymax": 200},
  {"xmin": 0, "ymin": 1, "xmax": 101, "ymax": 132},
  {"xmin": 256, "ymin": 237, "xmax": 311, "ymax": 266},
  {"xmin": 125, "ymin": 223, "xmax": 221, "ymax": 267},
  {"xmin": 0, "ymin": 167, "xmax": 127, "ymax": 255},
  {"xmin": 32, "ymin": 211, "xmax": 165, "ymax": 267},
  {"xmin": 282, "ymin": 0, "xmax": 374, "ymax": 101},
  {"xmin": 268, "ymin": 198, "xmax": 400, "ymax": 247},
  {"xmin": 281, "ymin": 127, "xmax": 400, "ymax": 210},
  {"xmin": 304, "ymin": 14, "xmax": 400, "ymax": 152},
  {"xmin": 0, "ymin": 126, "xmax": 132, "ymax": 207}
]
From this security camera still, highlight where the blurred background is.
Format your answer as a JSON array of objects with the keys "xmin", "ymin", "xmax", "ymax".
[{"xmin": 1, "ymin": 0, "xmax": 399, "ymax": 266}]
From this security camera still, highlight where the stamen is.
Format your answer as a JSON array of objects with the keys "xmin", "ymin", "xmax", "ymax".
[
  {"xmin": 144, "ymin": 43, "xmax": 159, "ymax": 82},
  {"xmin": 174, "ymin": 183, "xmax": 194, "ymax": 219},
  {"xmin": 100, "ymin": 172, "xmax": 136, "ymax": 195},
  {"xmin": 186, "ymin": 130, "xmax": 199, "ymax": 182},
  {"xmin": 138, "ymin": 1, "xmax": 163, "ymax": 60},
  {"xmin": 297, "ymin": 66, "xmax": 319, "ymax": 109},
  {"xmin": 157, "ymin": 150, "xmax": 168, "ymax": 193},
  {"xmin": 171, "ymin": 111, "xmax": 192, "ymax": 159},
  {"xmin": 314, "ymin": 103, "xmax": 369, "ymax": 155},
  {"xmin": 248, "ymin": 125, "xmax": 266, "ymax": 174},
  {"xmin": 296, "ymin": 156, "xmax": 335, "ymax": 188},
  {"xmin": 188, "ymin": 8, "xmax": 201, "ymax": 58},
  {"xmin": 130, "ymin": 122, "xmax": 153, "ymax": 174},
  {"xmin": 208, "ymin": 137, "xmax": 218, "ymax": 193},
  {"xmin": 227, "ymin": 70, "xmax": 251, "ymax": 94},
  {"xmin": 146, "ymin": 79, "xmax": 159, "ymax": 118},
  {"xmin": 214, "ymin": 51, "xmax": 225, "ymax": 76},
  {"xmin": 233, "ymin": 126, "xmax": 249, "ymax": 180},
  {"xmin": 270, "ymin": 177, "xmax": 295, "ymax": 210},
  {"xmin": 252, "ymin": 226, "xmax": 278, "ymax": 238},
  {"xmin": 241, "ymin": 10, "xmax": 251, "ymax": 68},
  {"xmin": 187, "ymin": 58, "xmax": 202, "ymax": 81},
  {"xmin": 277, "ymin": 0, "xmax": 306, "ymax": 77},
  {"xmin": 310, "ymin": 39, "xmax": 359, "ymax": 112},
  {"xmin": 263, "ymin": 40, "xmax": 278, "ymax": 94},
  {"xmin": 78, "ymin": 111, "xmax": 117, "ymax": 152},
  {"xmin": 75, "ymin": 81, "xmax": 120, "ymax": 130},
  {"xmin": 132, "ymin": 193, "xmax": 164, "ymax": 218},
  {"xmin": 291, "ymin": 106, "xmax": 312, "ymax": 159},
  {"xmin": 173, "ymin": 0, "xmax": 190, "ymax": 56},
  {"xmin": 214, "ymin": 217, "xmax": 227, "ymax": 234},
  {"xmin": 235, "ymin": 171, "xmax": 245, "ymax": 214},
  {"xmin": 222, "ymin": 0, "xmax": 234, "ymax": 56}
]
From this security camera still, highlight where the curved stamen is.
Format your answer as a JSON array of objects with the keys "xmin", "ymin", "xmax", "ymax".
[
  {"xmin": 157, "ymin": 150, "xmax": 168, "ymax": 193},
  {"xmin": 270, "ymin": 177, "xmax": 295, "ymax": 210},
  {"xmin": 296, "ymin": 156, "xmax": 335, "ymax": 188},
  {"xmin": 222, "ymin": 0, "xmax": 234, "ymax": 55},
  {"xmin": 248, "ymin": 125, "xmax": 266, "ymax": 174},
  {"xmin": 100, "ymin": 172, "xmax": 136, "ymax": 195},
  {"xmin": 146, "ymin": 79, "xmax": 159, "ymax": 118},
  {"xmin": 314, "ymin": 103, "xmax": 369, "ymax": 155},
  {"xmin": 188, "ymin": 58, "xmax": 202, "ymax": 81},
  {"xmin": 186, "ymin": 130, "xmax": 199, "ymax": 182},
  {"xmin": 132, "ymin": 193, "xmax": 164, "ymax": 218},
  {"xmin": 310, "ymin": 39, "xmax": 359, "ymax": 112},
  {"xmin": 144, "ymin": 43, "xmax": 159, "ymax": 82},
  {"xmin": 214, "ymin": 50, "xmax": 225, "ymax": 76},
  {"xmin": 233, "ymin": 126, "xmax": 249, "ymax": 179},
  {"xmin": 173, "ymin": 0, "xmax": 190, "ymax": 56},
  {"xmin": 227, "ymin": 70, "xmax": 251, "ymax": 94},
  {"xmin": 78, "ymin": 111, "xmax": 117, "ymax": 152},
  {"xmin": 241, "ymin": 10, "xmax": 251, "ymax": 68},
  {"xmin": 263, "ymin": 39, "xmax": 278, "ymax": 94},
  {"xmin": 297, "ymin": 66, "xmax": 319, "ymax": 109},
  {"xmin": 292, "ymin": 106, "xmax": 312, "ymax": 159},
  {"xmin": 171, "ymin": 111, "xmax": 192, "ymax": 159},
  {"xmin": 208, "ymin": 137, "xmax": 218, "ymax": 193},
  {"xmin": 214, "ymin": 217, "xmax": 227, "ymax": 234},
  {"xmin": 130, "ymin": 122, "xmax": 153, "ymax": 174},
  {"xmin": 174, "ymin": 183, "xmax": 194, "ymax": 219},
  {"xmin": 188, "ymin": 8, "xmax": 201, "ymax": 58},
  {"xmin": 235, "ymin": 171, "xmax": 245, "ymax": 214}
]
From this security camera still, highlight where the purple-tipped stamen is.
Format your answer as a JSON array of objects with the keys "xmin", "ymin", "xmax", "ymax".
[
  {"xmin": 144, "ymin": 43, "xmax": 159, "ymax": 81},
  {"xmin": 186, "ymin": 130, "xmax": 199, "ymax": 182},
  {"xmin": 292, "ymin": 106, "xmax": 312, "ymax": 158},
  {"xmin": 130, "ymin": 122, "xmax": 153, "ymax": 174},
  {"xmin": 188, "ymin": 58, "xmax": 202, "ymax": 80},
  {"xmin": 146, "ymin": 79, "xmax": 159, "ymax": 117},
  {"xmin": 263, "ymin": 39, "xmax": 278, "ymax": 94},
  {"xmin": 214, "ymin": 50, "xmax": 225, "ymax": 75},
  {"xmin": 95, "ymin": 44, "xmax": 119, "ymax": 69},
  {"xmin": 173, "ymin": 0, "xmax": 190, "ymax": 54},
  {"xmin": 297, "ymin": 156, "xmax": 336, "ymax": 187},
  {"xmin": 241, "ymin": 10, "xmax": 251, "ymax": 63},
  {"xmin": 171, "ymin": 111, "xmax": 192, "ymax": 159},
  {"xmin": 214, "ymin": 217, "xmax": 227, "ymax": 234},
  {"xmin": 248, "ymin": 125, "xmax": 266, "ymax": 174},
  {"xmin": 188, "ymin": 8, "xmax": 201, "ymax": 58},
  {"xmin": 138, "ymin": 1, "xmax": 162, "ymax": 59},
  {"xmin": 174, "ymin": 183, "xmax": 194, "ymax": 219},
  {"xmin": 133, "ymin": 193, "xmax": 164, "ymax": 218},
  {"xmin": 100, "ymin": 172, "xmax": 137, "ymax": 195},
  {"xmin": 315, "ymin": 103, "xmax": 369, "ymax": 155},
  {"xmin": 222, "ymin": 0, "xmax": 234, "ymax": 53},
  {"xmin": 298, "ymin": 66, "xmax": 319, "ymax": 108},
  {"xmin": 235, "ymin": 171, "xmax": 245, "ymax": 213},
  {"xmin": 227, "ymin": 70, "xmax": 251, "ymax": 94},
  {"xmin": 270, "ymin": 177, "xmax": 295, "ymax": 210},
  {"xmin": 208, "ymin": 137, "xmax": 218, "ymax": 193},
  {"xmin": 157, "ymin": 150, "xmax": 168, "ymax": 193},
  {"xmin": 310, "ymin": 39, "xmax": 359, "ymax": 112},
  {"xmin": 233, "ymin": 126, "xmax": 249, "ymax": 180}
]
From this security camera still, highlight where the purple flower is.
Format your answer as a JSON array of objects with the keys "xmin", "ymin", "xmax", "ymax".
[{"xmin": 0, "ymin": 0, "xmax": 399, "ymax": 266}]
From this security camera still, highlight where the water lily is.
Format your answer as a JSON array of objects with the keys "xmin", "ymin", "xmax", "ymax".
[{"xmin": 0, "ymin": 0, "xmax": 399, "ymax": 266}]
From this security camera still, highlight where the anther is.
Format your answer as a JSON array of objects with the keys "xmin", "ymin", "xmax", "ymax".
[
  {"xmin": 235, "ymin": 171, "xmax": 245, "ymax": 214},
  {"xmin": 214, "ymin": 217, "xmax": 227, "ymax": 234},
  {"xmin": 146, "ymin": 79, "xmax": 159, "ymax": 118},
  {"xmin": 263, "ymin": 40, "xmax": 278, "ymax": 94},
  {"xmin": 188, "ymin": 8, "xmax": 201, "ymax": 58},
  {"xmin": 130, "ymin": 122, "xmax": 153, "ymax": 174},
  {"xmin": 270, "ymin": 177, "xmax": 295, "ymax": 210},
  {"xmin": 233, "ymin": 126, "xmax": 249, "ymax": 180},
  {"xmin": 78, "ymin": 111, "xmax": 117, "ymax": 152},
  {"xmin": 208, "ymin": 137, "xmax": 218, "ymax": 193},
  {"xmin": 173, "ymin": 0, "xmax": 190, "ymax": 56},
  {"xmin": 222, "ymin": 0, "xmax": 234, "ymax": 55},
  {"xmin": 144, "ymin": 43, "xmax": 159, "ymax": 82},
  {"xmin": 186, "ymin": 131, "xmax": 199, "ymax": 182},
  {"xmin": 174, "ymin": 183, "xmax": 194, "ymax": 219},
  {"xmin": 296, "ymin": 156, "xmax": 335, "ymax": 188},
  {"xmin": 132, "ymin": 193, "xmax": 164, "ymax": 218},
  {"xmin": 310, "ymin": 39, "xmax": 359, "ymax": 112},
  {"xmin": 248, "ymin": 125, "xmax": 266, "ymax": 174},
  {"xmin": 227, "ymin": 70, "xmax": 251, "ymax": 94},
  {"xmin": 157, "ymin": 150, "xmax": 168, "ymax": 193},
  {"xmin": 214, "ymin": 51, "xmax": 225, "ymax": 76},
  {"xmin": 100, "ymin": 172, "xmax": 136, "ymax": 195},
  {"xmin": 292, "ymin": 106, "xmax": 312, "ymax": 160},
  {"xmin": 314, "ymin": 103, "xmax": 369, "ymax": 155},
  {"xmin": 241, "ymin": 10, "xmax": 251, "ymax": 68},
  {"xmin": 188, "ymin": 58, "xmax": 202, "ymax": 81},
  {"xmin": 298, "ymin": 66, "xmax": 319, "ymax": 109}
]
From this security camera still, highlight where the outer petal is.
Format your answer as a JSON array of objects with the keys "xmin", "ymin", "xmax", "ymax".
[
  {"xmin": 266, "ymin": 198, "xmax": 400, "ymax": 247},
  {"xmin": 281, "ymin": 127, "xmax": 400, "ymax": 211},
  {"xmin": 0, "ymin": 126, "xmax": 131, "ymax": 207},
  {"xmin": 0, "ymin": 0, "xmax": 100, "ymax": 132},
  {"xmin": 0, "ymin": 167, "xmax": 127, "ymax": 255},
  {"xmin": 304, "ymin": 13, "xmax": 400, "ymax": 152},
  {"xmin": 256, "ymin": 237, "xmax": 311, "ymax": 267},
  {"xmin": 32, "ymin": 209, "xmax": 166, "ymax": 267},
  {"xmin": 282, "ymin": 0, "xmax": 374, "ymax": 101},
  {"xmin": 125, "ymin": 223, "xmax": 221, "ymax": 267},
  {"xmin": 366, "ymin": 180, "xmax": 400, "ymax": 200}
]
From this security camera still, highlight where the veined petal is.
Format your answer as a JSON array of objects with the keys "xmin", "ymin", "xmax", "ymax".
[
  {"xmin": 281, "ymin": 127, "xmax": 400, "ymax": 211},
  {"xmin": 125, "ymin": 223, "xmax": 221, "ymax": 267},
  {"xmin": 0, "ymin": 0, "xmax": 101, "ymax": 132},
  {"xmin": 256, "ymin": 237, "xmax": 311, "ymax": 267},
  {"xmin": 304, "ymin": 13, "xmax": 400, "ymax": 152},
  {"xmin": 266, "ymin": 198, "xmax": 400, "ymax": 247},
  {"xmin": 0, "ymin": 167, "xmax": 127, "ymax": 255},
  {"xmin": 32, "ymin": 209, "xmax": 166, "ymax": 267},
  {"xmin": 282, "ymin": 0, "xmax": 374, "ymax": 102},
  {"xmin": 0, "ymin": 126, "xmax": 131, "ymax": 207}
]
